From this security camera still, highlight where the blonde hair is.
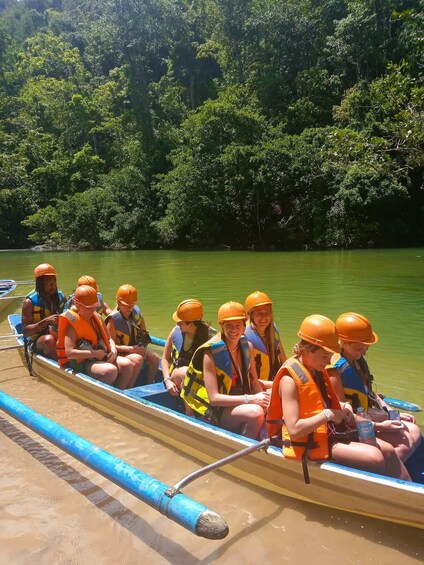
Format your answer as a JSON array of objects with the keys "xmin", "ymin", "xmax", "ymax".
[{"xmin": 293, "ymin": 340, "xmax": 320, "ymax": 356}]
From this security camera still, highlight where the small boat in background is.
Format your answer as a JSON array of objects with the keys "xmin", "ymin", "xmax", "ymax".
[
  {"xmin": 0, "ymin": 280, "xmax": 17, "ymax": 315},
  {"xmin": 7, "ymin": 313, "xmax": 424, "ymax": 530}
]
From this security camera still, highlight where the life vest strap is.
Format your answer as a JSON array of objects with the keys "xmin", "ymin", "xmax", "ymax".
[{"xmin": 266, "ymin": 422, "xmax": 318, "ymax": 484}]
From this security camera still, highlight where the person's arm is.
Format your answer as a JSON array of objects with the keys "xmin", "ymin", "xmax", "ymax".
[
  {"xmin": 161, "ymin": 330, "xmax": 175, "ymax": 381},
  {"xmin": 22, "ymin": 298, "xmax": 58, "ymax": 337},
  {"xmin": 203, "ymin": 350, "xmax": 269, "ymax": 409},
  {"xmin": 64, "ymin": 325, "xmax": 105, "ymax": 361},
  {"xmin": 102, "ymin": 300, "xmax": 112, "ymax": 317},
  {"xmin": 280, "ymin": 375, "xmax": 345, "ymax": 439},
  {"xmin": 162, "ymin": 330, "xmax": 180, "ymax": 394},
  {"xmin": 106, "ymin": 321, "xmax": 118, "ymax": 362}
]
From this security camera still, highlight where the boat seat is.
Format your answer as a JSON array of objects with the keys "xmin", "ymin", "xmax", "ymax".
[{"xmin": 124, "ymin": 382, "xmax": 185, "ymax": 413}]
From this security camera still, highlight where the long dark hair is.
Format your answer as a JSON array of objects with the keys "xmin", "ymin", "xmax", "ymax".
[
  {"xmin": 36, "ymin": 276, "xmax": 61, "ymax": 313},
  {"xmin": 191, "ymin": 320, "xmax": 210, "ymax": 352}
]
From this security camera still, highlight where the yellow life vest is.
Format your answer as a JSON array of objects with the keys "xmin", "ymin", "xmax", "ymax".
[
  {"xmin": 170, "ymin": 324, "xmax": 216, "ymax": 372},
  {"xmin": 245, "ymin": 323, "xmax": 281, "ymax": 381},
  {"xmin": 26, "ymin": 289, "xmax": 66, "ymax": 340},
  {"xmin": 105, "ymin": 305, "xmax": 143, "ymax": 346},
  {"xmin": 181, "ymin": 334, "xmax": 251, "ymax": 419},
  {"xmin": 333, "ymin": 356, "xmax": 371, "ymax": 412}
]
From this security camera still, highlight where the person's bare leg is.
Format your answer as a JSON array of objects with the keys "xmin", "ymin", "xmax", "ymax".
[
  {"xmin": 145, "ymin": 350, "xmax": 160, "ymax": 384},
  {"xmin": 37, "ymin": 334, "xmax": 57, "ymax": 359},
  {"xmin": 115, "ymin": 356, "xmax": 135, "ymax": 389},
  {"xmin": 221, "ymin": 405, "xmax": 265, "ymax": 439},
  {"xmin": 126, "ymin": 353, "xmax": 144, "ymax": 388},
  {"xmin": 89, "ymin": 362, "xmax": 118, "ymax": 385},
  {"xmin": 331, "ymin": 441, "xmax": 385, "ymax": 474}
]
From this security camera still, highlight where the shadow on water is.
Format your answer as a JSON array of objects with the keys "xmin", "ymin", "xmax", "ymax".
[
  {"xmin": 0, "ymin": 417, "xmax": 204, "ymax": 565},
  {"xmin": 200, "ymin": 471, "xmax": 423, "ymax": 563}
]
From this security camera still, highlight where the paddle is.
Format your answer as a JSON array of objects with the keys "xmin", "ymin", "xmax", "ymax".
[{"xmin": 165, "ymin": 437, "xmax": 273, "ymax": 497}]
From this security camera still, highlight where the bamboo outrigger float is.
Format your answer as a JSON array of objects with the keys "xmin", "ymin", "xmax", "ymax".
[
  {"xmin": 7, "ymin": 314, "xmax": 424, "ymax": 530},
  {"xmin": 0, "ymin": 390, "xmax": 228, "ymax": 539}
]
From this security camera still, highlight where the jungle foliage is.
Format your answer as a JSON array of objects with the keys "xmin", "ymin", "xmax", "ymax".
[{"xmin": 0, "ymin": 0, "xmax": 423, "ymax": 249}]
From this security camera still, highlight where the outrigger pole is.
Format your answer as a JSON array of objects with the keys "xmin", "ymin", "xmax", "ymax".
[{"xmin": 0, "ymin": 391, "xmax": 228, "ymax": 540}]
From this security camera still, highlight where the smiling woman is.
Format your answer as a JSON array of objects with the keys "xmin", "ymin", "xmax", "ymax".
[
  {"xmin": 244, "ymin": 290, "xmax": 287, "ymax": 388},
  {"xmin": 56, "ymin": 285, "xmax": 134, "ymax": 389},
  {"xmin": 181, "ymin": 301, "xmax": 270, "ymax": 439},
  {"xmin": 268, "ymin": 314, "xmax": 412, "ymax": 481}
]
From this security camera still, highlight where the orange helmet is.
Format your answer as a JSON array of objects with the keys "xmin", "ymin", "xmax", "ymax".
[
  {"xmin": 74, "ymin": 285, "xmax": 99, "ymax": 307},
  {"xmin": 34, "ymin": 263, "xmax": 57, "ymax": 279},
  {"xmin": 297, "ymin": 314, "xmax": 341, "ymax": 353},
  {"xmin": 245, "ymin": 290, "xmax": 272, "ymax": 313},
  {"xmin": 336, "ymin": 312, "xmax": 378, "ymax": 345},
  {"xmin": 217, "ymin": 301, "xmax": 247, "ymax": 325},
  {"xmin": 116, "ymin": 284, "xmax": 137, "ymax": 306},
  {"xmin": 77, "ymin": 275, "xmax": 98, "ymax": 291},
  {"xmin": 173, "ymin": 299, "xmax": 204, "ymax": 323}
]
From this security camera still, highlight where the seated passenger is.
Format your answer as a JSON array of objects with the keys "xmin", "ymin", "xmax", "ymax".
[
  {"xmin": 162, "ymin": 299, "xmax": 216, "ymax": 396},
  {"xmin": 57, "ymin": 285, "xmax": 134, "ymax": 389},
  {"xmin": 22, "ymin": 263, "xmax": 66, "ymax": 359},
  {"xmin": 330, "ymin": 312, "xmax": 421, "ymax": 462},
  {"xmin": 244, "ymin": 291, "xmax": 287, "ymax": 389},
  {"xmin": 106, "ymin": 284, "xmax": 159, "ymax": 385},
  {"xmin": 267, "ymin": 315, "xmax": 411, "ymax": 480},
  {"xmin": 181, "ymin": 301, "xmax": 270, "ymax": 439},
  {"xmin": 64, "ymin": 275, "xmax": 111, "ymax": 316}
]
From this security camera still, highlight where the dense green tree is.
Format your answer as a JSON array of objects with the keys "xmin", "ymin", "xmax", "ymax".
[
  {"xmin": 0, "ymin": 0, "xmax": 422, "ymax": 249},
  {"xmin": 156, "ymin": 85, "xmax": 267, "ymax": 246}
]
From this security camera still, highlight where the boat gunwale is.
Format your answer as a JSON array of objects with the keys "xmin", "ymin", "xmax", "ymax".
[{"xmin": 6, "ymin": 313, "xmax": 424, "ymax": 529}]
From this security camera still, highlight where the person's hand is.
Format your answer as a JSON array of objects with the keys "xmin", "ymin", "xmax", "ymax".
[
  {"xmin": 377, "ymin": 419, "xmax": 406, "ymax": 433},
  {"xmin": 92, "ymin": 348, "xmax": 107, "ymax": 361},
  {"xmin": 250, "ymin": 391, "xmax": 270, "ymax": 409},
  {"xmin": 132, "ymin": 345, "xmax": 146, "ymax": 356},
  {"xmin": 39, "ymin": 314, "xmax": 58, "ymax": 329},
  {"xmin": 342, "ymin": 407, "xmax": 356, "ymax": 428},
  {"xmin": 329, "ymin": 409, "xmax": 346, "ymax": 425},
  {"xmin": 106, "ymin": 348, "xmax": 117, "ymax": 363},
  {"xmin": 400, "ymin": 412, "xmax": 415, "ymax": 423},
  {"xmin": 164, "ymin": 378, "xmax": 180, "ymax": 396}
]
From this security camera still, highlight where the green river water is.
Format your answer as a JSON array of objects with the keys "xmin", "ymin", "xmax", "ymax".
[{"xmin": 1, "ymin": 248, "xmax": 423, "ymax": 425}]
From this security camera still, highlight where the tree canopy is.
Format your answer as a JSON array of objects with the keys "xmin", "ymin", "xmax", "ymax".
[{"xmin": 1, "ymin": 0, "xmax": 423, "ymax": 249}]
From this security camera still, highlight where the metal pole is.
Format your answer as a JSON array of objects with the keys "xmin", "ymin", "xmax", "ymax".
[{"xmin": 166, "ymin": 438, "xmax": 272, "ymax": 497}]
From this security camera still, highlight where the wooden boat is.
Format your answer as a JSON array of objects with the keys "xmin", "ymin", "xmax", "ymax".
[
  {"xmin": 0, "ymin": 280, "xmax": 17, "ymax": 315},
  {"xmin": 7, "ymin": 313, "xmax": 424, "ymax": 530}
]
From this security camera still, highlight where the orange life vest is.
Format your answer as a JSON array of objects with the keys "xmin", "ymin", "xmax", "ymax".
[
  {"xmin": 267, "ymin": 356, "xmax": 341, "ymax": 460},
  {"xmin": 56, "ymin": 307, "xmax": 111, "ymax": 367}
]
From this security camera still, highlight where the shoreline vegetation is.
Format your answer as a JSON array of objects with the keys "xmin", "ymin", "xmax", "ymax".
[{"xmin": 0, "ymin": 1, "xmax": 423, "ymax": 252}]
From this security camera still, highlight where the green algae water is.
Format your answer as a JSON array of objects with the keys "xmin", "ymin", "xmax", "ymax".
[{"xmin": 1, "ymin": 248, "xmax": 423, "ymax": 425}]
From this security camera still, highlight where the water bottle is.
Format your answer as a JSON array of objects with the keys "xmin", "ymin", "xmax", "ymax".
[{"xmin": 356, "ymin": 407, "xmax": 377, "ymax": 444}]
